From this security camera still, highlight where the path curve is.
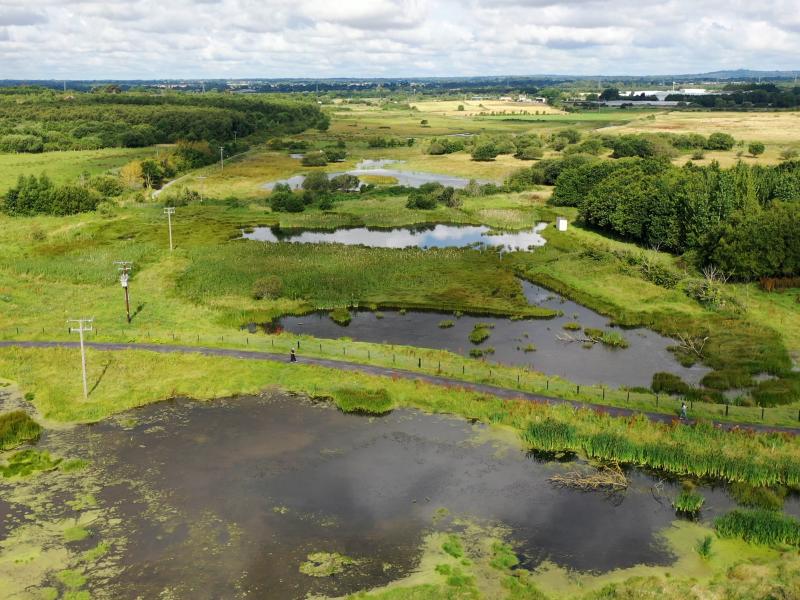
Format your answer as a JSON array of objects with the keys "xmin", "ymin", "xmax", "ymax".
[{"xmin": 2, "ymin": 340, "xmax": 797, "ymax": 435}]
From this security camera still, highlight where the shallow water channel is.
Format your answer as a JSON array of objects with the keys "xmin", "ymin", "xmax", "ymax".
[
  {"xmin": 2, "ymin": 393, "xmax": 777, "ymax": 599},
  {"xmin": 262, "ymin": 159, "xmax": 490, "ymax": 190},
  {"xmin": 277, "ymin": 281, "xmax": 710, "ymax": 388},
  {"xmin": 242, "ymin": 222, "xmax": 548, "ymax": 251}
]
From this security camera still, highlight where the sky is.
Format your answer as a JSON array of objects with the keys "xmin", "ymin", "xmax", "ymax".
[{"xmin": 0, "ymin": 0, "xmax": 798, "ymax": 79}]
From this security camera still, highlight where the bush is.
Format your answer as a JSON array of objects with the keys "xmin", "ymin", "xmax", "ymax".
[
  {"xmin": 706, "ymin": 132, "xmax": 736, "ymax": 150},
  {"xmin": 514, "ymin": 146, "xmax": 544, "ymax": 160},
  {"xmin": 748, "ymin": 142, "xmax": 765, "ymax": 156},
  {"xmin": 302, "ymin": 171, "xmax": 330, "ymax": 193},
  {"xmin": 301, "ymin": 151, "xmax": 327, "ymax": 166},
  {"xmin": 652, "ymin": 372, "xmax": 690, "ymax": 395},
  {"xmin": 471, "ymin": 143, "xmax": 498, "ymax": 161},
  {"xmin": 0, "ymin": 133, "xmax": 44, "ymax": 153}
]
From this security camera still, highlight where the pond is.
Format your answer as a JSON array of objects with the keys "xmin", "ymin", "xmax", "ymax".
[
  {"xmin": 276, "ymin": 281, "xmax": 710, "ymax": 388},
  {"xmin": 3, "ymin": 393, "xmax": 779, "ymax": 599},
  {"xmin": 242, "ymin": 222, "xmax": 548, "ymax": 251},
  {"xmin": 262, "ymin": 159, "xmax": 491, "ymax": 190}
]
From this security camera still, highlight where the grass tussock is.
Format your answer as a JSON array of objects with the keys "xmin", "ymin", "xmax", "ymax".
[
  {"xmin": 0, "ymin": 410, "xmax": 42, "ymax": 450},
  {"xmin": 715, "ymin": 509, "xmax": 800, "ymax": 547},
  {"xmin": 331, "ymin": 387, "xmax": 394, "ymax": 415},
  {"xmin": 673, "ymin": 487, "xmax": 705, "ymax": 515}
]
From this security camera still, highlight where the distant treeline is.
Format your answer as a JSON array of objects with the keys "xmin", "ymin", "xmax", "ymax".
[
  {"xmin": 0, "ymin": 90, "xmax": 329, "ymax": 153},
  {"xmin": 667, "ymin": 84, "xmax": 800, "ymax": 109},
  {"xmin": 549, "ymin": 157, "xmax": 800, "ymax": 279}
]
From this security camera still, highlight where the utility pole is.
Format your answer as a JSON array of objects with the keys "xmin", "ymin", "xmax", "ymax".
[
  {"xmin": 114, "ymin": 261, "xmax": 133, "ymax": 323},
  {"xmin": 68, "ymin": 318, "xmax": 94, "ymax": 399},
  {"xmin": 219, "ymin": 146, "xmax": 225, "ymax": 171},
  {"xmin": 164, "ymin": 207, "xmax": 175, "ymax": 251},
  {"xmin": 197, "ymin": 176, "xmax": 207, "ymax": 203}
]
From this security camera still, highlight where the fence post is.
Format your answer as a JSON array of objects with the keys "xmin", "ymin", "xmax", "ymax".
[
  {"xmin": 656, "ymin": 394, "xmax": 659, "ymax": 407},
  {"xmin": 577, "ymin": 384, "xmax": 580, "ymax": 395},
  {"xmin": 368, "ymin": 350, "xmax": 371, "ymax": 359},
  {"xmin": 602, "ymin": 387, "xmax": 605, "ymax": 401},
  {"xmin": 725, "ymin": 404, "xmax": 729, "ymax": 416},
  {"xmin": 546, "ymin": 379, "xmax": 549, "ymax": 390},
  {"xmin": 517, "ymin": 373, "xmax": 520, "ymax": 387},
  {"xmin": 297, "ymin": 340, "xmax": 301, "ymax": 349},
  {"xmin": 418, "ymin": 357, "xmax": 421, "ymax": 368},
  {"xmin": 761, "ymin": 406, "xmax": 764, "ymax": 420},
  {"xmin": 438, "ymin": 360, "xmax": 441, "ymax": 371},
  {"xmin": 320, "ymin": 343, "xmax": 322, "ymax": 352}
]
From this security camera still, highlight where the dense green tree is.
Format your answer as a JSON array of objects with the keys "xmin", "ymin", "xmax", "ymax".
[{"xmin": 749, "ymin": 142, "xmax": 766, "ymax": 156}]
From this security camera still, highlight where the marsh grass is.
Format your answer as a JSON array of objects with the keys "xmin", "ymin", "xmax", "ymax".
[
  {"xmin": 329, "ymin": 307, "xmax": 352, "ymax": 326},
  {"xmin": 0, "ymin": 410, "xmax": 41, "ymax": 450},
  {"xmin": 673, "ymin": 487, "xmax": 705, "ymax": 515},
  {"xmin": 522, "ymin": 416, "xmax": 800, "ymax": 487},
  {"xmin": 715, "ymin": 509, "xmax": 800, "ymax": 547},
  {"xmin": 331, "ymin": 387, "xmax": 393, "ymax": 415},
  {"xmin": 442, "ymin": 535, "xmax": 464, "ymax": 559},
  {"xmin": 0, "ymin": 449, "xmax": 61, "ymax": 478},
  {"xmin": 469, "ymin": 324, "xmax": 492, "ymax": 344}
]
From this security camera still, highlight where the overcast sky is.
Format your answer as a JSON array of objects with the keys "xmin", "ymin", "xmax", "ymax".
[{"xmin": 1, "ymin": 0, "xmax": 798, "ymax": 79}]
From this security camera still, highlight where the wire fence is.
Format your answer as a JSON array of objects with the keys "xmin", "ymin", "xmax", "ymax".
[{"xmin": 2, "ymin": 326, "xmax": 798, "ymax": 428}]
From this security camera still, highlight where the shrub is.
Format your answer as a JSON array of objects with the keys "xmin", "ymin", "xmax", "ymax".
[
  {"xmin": 748, "ymin": 142, "xmax": 765, "ymax": 156},
  {"xmin": 562, "ymin": 322, "xmax": 582, "ymax": 331},
  {"xmin": 471, "ymin": 143, "xmax": 499, "ymax": 161},
  {"xmin": 751, "ymin": 375, "xmax": 800, "ymax": 407},
  {"xmin": 706, "ymin": 132, "xmax": 736, "ymax": 150},
  {"xmin": 438, "ymin": 320, "xmax": 455, "ymax": 328},
  {"xmin": 652, "ymin": 372, "xmax": 690, "ymax": 395},
  {"xmin": 514, "ymin": 146, "xmax": 544, "ymax": 160},
  {"xmin": 729, "ymin": 483, "xmax": 786, "ymax": 511},
  {"xmin": 301, "ymin": 151, "xmax": 327, "ymax": 166}
]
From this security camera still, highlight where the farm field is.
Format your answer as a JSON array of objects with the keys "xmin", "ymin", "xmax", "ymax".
[{"xmin": 1, "ymin": 91, "xmax": 800, "ymax": 600}]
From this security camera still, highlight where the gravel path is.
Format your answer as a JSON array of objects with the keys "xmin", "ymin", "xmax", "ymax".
[{"xmin": 2, "ymin": 340, "xmax": 797, "ymax": 434}]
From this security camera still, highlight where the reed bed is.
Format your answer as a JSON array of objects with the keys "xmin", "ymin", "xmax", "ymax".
[
  {"xmin": 715, "ymin": 509, "xmax": 800, "ymax": 547},
  {"xmin": 521, "ymin": 414, "xmax": 800, "ymax": 487}
]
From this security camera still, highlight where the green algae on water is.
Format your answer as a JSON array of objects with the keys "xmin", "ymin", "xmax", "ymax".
[{"xmin": 299, "ymin": 552, "xmax": 359, "ymax": 577}]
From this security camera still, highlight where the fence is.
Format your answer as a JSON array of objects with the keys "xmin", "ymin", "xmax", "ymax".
[{"xmin": 2, "ymin": 326, "xmax": 798, "ymax": 428}]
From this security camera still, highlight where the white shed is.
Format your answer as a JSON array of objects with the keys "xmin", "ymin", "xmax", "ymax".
[{"xmin": 556, "ymin": 217, "xmax": 568, "ymax": 232}]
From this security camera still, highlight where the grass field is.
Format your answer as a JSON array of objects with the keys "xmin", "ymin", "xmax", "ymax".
[{"xmin": 0, "ymin": 146, "xmax": 163, "ymax": 193}]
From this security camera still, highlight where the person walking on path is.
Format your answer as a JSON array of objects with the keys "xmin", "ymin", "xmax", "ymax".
[
  {"xmin": 681, "ymin": 401, "xmax": 688, "ymax": 420},
  {"xmin": 290, "ymin": 348, "xmax": 297, "ymax": 362}
]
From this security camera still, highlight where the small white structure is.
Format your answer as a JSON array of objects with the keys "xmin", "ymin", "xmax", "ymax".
[{"xmin": 556, "ymin": 217, "xmax": 568, "ymax": 232}]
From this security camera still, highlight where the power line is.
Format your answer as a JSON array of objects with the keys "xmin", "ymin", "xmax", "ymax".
[{"xmin": 67, "ymin": 318, "xmax": 94, "ymax": 399}]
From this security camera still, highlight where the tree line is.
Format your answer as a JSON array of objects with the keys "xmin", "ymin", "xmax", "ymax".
[
  {"xmin": 550, "ymin": 157, "xmax": 800, "ymax": 279},
  {"xmin": 0, "ymin": 89, "xmax": 328, "ymax": 153}
]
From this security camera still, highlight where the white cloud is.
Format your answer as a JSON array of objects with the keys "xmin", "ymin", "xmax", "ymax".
[{"xmin": 0, "ymin": 0, "xmax": 796, "ymax": 78}]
